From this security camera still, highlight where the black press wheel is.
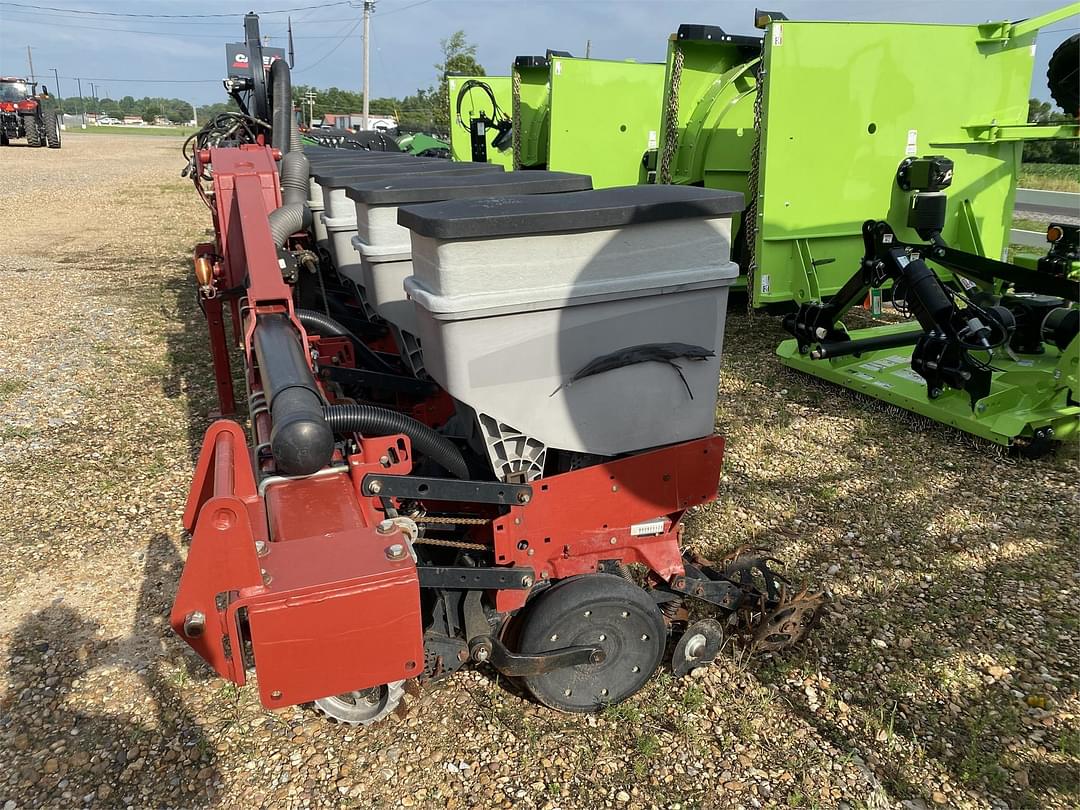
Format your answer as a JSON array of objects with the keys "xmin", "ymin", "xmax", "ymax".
[
  {"xmin": 24, "ymin": 114, "xmax": 41, "ymax": 147},
  {"xmin": 516, "ymin": 573, "xmax": 666, "ymax": 712},
  {"xmin": 44, "ymin": 110, "xmax": 61, "ymax": 148}
]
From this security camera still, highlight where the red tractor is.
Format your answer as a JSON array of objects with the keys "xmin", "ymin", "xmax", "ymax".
[{"xmin": 0, "ymin": 77, "xmax": 61, "ymax": 148}]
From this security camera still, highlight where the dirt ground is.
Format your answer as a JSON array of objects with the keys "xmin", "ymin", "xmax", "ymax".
[{"xmin": 0, "ymin": 133, "xmax": 1077, "ymax": 810}]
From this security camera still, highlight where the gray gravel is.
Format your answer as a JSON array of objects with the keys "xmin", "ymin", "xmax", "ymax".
[{"xmin": 0, "ymin": 133, "xmax": 1077, "ymax": 810}]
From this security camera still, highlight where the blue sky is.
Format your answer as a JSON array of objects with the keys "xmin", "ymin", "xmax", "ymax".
[{"xmin": 0, "ymin": 1, "xmax": 1076, "ymax": 106}]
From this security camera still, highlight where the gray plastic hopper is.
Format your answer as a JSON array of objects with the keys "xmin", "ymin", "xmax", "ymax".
[
  {"xmin": 399, "ymin": 185, "xmax": 744, "ymax": 481},
  {"xmin": 342, "ymin": 171, "xmax": 593, "ymax": 374},
  {"xmin": 310, "ymin": 161, "xmax": 503, "ymax": 314}
]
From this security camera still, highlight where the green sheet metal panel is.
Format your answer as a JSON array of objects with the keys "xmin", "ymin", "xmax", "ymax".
[
  {"xmin": 447, "ymin": 75, "xmax": 514, "ymax": 168},
  {"xmin": 753, "ymin": 19, "xmax": 1037, "ymax": 307},
  {"xmin": 546, "ymin": 56, "xmax": 666, "ymax": 188},
  {"xmin": 654, "ymin": 27, "xmax": 762, "ymax": 262},
  {"xmin": 512, "ymin": 56, "xmax": 553, "ymax": 169}
]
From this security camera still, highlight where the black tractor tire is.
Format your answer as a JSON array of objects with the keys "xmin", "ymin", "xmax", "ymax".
[
  {"xmin": 1047, "ymin": 34, "xmax": 1079, "ymax": 117},
  {"xmin": 24, "ymin": 114, "xmax": 41, "ymax": 147},
  {"xmin": 44, "ymin": 110, "xmax": 61, "ymax": 149}
]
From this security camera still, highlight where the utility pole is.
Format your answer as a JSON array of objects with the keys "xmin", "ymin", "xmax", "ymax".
[
  {"xmin": 362, "ymin": 0, "xmax": 374, "ymax": 131},
  {"xmin": 586, "ymin": 40, "xmax": 591, "ymax": 59},
  {"xmin": 26, "ymin": 45, "xmax": 35, "ymax": 83},
  {"xmin": 50, "ymin": 67, "xmax": 61, "ymax": 103},
  {"xmin": 76, "ymin": 77, "xmax": 84, "ymax": 122},
  {"xmin": 191, "ymin": 101, "xmax": 198, "ymax": 127},
  {"xmin": 89, "ymin": 81, "xmax": 96, "ymax": 122},
  {"xmin": 304, "ymin": 88, "xmax": 317, "ymax": 127}
]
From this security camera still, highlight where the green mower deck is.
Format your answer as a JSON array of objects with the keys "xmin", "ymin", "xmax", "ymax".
[{"xmin": 778, "ymin": 320, "xmax": 1079, "ymax": 450}]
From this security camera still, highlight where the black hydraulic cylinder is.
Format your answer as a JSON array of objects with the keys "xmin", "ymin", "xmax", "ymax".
[
  {"xmin": 810, "ymin": 329, "xmax": 925, "ymax": 360},
  {"xmin": 902, "ymin": 258, "xmax": 954, "ymax": 332},
  {"xmin": 253, "ymin": 314, "xmax": 335, "ymax": 476}
]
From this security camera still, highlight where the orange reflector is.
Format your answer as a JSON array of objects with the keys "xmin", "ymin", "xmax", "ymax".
[{"xmin": 1047, "ymin": 225, "xmax": 1064, "ymax": 243}]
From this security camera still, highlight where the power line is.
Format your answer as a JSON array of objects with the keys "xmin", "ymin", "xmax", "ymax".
[
  {"xmin": 0, "ymin": 10, "xmax": 362, "ymax": 38},
  {"xmin": 0, "ymin": 1, "xmax": 353, "ymax": 18},
  {"xmin": 293, "ymin": 20, "xmax": 362, "ymax": 73}
]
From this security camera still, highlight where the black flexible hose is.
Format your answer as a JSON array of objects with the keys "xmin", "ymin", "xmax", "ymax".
[
  {"xmin": 322, "ymin": 404, "xmax": 469, "ymax": 479},
  {"xmin": 296, "ymin": 308, "xmax": 398, "ymax": 374},
  {"xmin": 270, "ymin": 59, "xmax": 291, "ymax": 154}
]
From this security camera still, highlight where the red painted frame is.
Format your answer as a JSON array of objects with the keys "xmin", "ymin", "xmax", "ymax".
[{"xmin": 174, "ymin": 144, "xmax": 729, "ymax": 710}]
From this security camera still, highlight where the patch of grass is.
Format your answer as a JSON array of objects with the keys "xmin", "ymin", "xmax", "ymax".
[
  {"xmin": 77, "ymin": 125, "xmax": 196, "ymax": 138},
  {"xmin": 681, "ymin": 683, "xmax": 706, "ymax": 712},
  {"xmin": 1012, "ymin": 216, "xmax": 1049, "ymax": 233},
  {"xmin": 633, "ymin": 733, "xmax": 660, "ymax": 777},
  {"xmin": 1059, "ymin": 729, "xmax": 1080, "ymax": 758},
  {"xmin": 0, "ymin": 379, "xmax": 28, "ymax": 401},
  {"xmin": 1019, "ymin": 162, "xmax": 1079, "ymax": 193}
]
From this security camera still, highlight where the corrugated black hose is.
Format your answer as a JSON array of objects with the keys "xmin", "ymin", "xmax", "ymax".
[
  {"xmin": 322, "ymin": 404, "xmax": 469, "ymax": 480},
  {"xmin": 295, "ymin": 308, "xmax": 398, "ymax": 374}
]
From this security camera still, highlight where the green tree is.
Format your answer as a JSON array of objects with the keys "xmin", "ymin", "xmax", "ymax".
[
  {"xmin": 1024, "ymin": 97, "xmax": 1079, "ymax": 164},
  {"xmin": 432, "ymin": 30, "xmax": 484, "ymax": 132}
]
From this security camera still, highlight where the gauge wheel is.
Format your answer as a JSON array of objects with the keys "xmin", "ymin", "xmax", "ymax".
[{"xmin": 516, "ymin": 573, "xmax": 666, "ymax": 712}]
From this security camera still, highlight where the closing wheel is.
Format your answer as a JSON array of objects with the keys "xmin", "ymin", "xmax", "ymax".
[
  {"xmin": 313, "ymin": 680, "xmax": 404, "ymax": 725},
  {"xmin": 672, "ymin": 618, "xmax": 724, "ymax": 678},
  {"xmin": 517, "ymin": 573, "xmax": 666, "ymax": 712}
]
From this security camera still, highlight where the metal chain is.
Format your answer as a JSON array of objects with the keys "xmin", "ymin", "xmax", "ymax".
[
  {"xmin": 412, "ymin": 537, "xmax": 490, "ymax": 551},
  {"xmin": 658, "ymin": 45, "xmax": 684, "ymax": 185},
  {"xmin": 413, "ymin": 515, "xmax": 490, "ymax": 526},
  {"xmin": 743, "ymin": 36, "xmax": 767, "ymax": 314},
  {"xmin": 511, "ymin": 68, "xmax": 522, "ymax": 170}
]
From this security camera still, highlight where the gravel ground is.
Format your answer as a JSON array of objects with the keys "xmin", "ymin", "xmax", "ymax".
[{"xmin": 0, "ymin": 133, "xmax": 1077, "ymax": 810}]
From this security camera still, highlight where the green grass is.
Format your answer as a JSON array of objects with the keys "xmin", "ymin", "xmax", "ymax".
[
  {"xmin": 1018, "ymin": 162, "xmax": 1079, "ymax": 192},
  {"xmin": 75, "ymin": 125, "xmax": 196, "ymax": 138}
]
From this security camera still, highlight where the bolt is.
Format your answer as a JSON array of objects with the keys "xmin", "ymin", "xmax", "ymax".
[
  {"xmin": 471, "ymin": 643, "xmax": 490, "ymax": 663},
  {"xmin": 540, "ymin": 571, "xmax": 549, "ymax": 579},
  {"xmin": 589, "ymin": 649, "xmax": 606, "ymax": 665},
  {"xmin": 386, "ymin": 543, "xmax": 406, "ymax": 560},
  {"xmin": 379, "ymin": 455, "xmax": 390, "ymax": 467},
  {"xmin": 261, "ymin": 569, "xmax": 272, "ymax": 586},
  {"xmin": 254, "ymin": 540, "xmax": 269, "ymax": 557},
  {"xmin": 516, "ymin": 491, "xmax": 530, "ymax": 504},
  {"xmin": 368, "ymin": 480, "xmax": 383, "ymax": 494},
  {"xmin": 611, "ymin": 485, "xmax": 619, "ymax": 492},
  {"xmin": 457, "ymin": 648, "xmax": 470, "ymax": 663},
  {"xmin": 376, "ymin": 519, "xmax": 396, "ymax": 535},
  {"xmin": 609, "ymin": 537, "xmax": 617, "ymax": 545},
  {"xmin": 520, "ymin": 575, "xmax": 534, "ymax": 588},
  {"xmin": 815, "ymin": 326, "xmax": 828, "ymax": 340},
  {"xmin": 182, "ymin": 611, "xmax": 205, "ymax": 638}
]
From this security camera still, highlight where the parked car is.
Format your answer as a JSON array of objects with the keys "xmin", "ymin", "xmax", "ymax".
[{"xmin": 98, "ymin": 116, "xmax": 120, "ymax": 125}]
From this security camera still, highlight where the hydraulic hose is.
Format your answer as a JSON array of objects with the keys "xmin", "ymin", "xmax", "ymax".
[
  {"xmin": 296, "ymin": 308, "xmax": 398, "ymax": 374},
  {"xmin": 322, "ymin": 404, "xmax": 469, "ymax": 480}
]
